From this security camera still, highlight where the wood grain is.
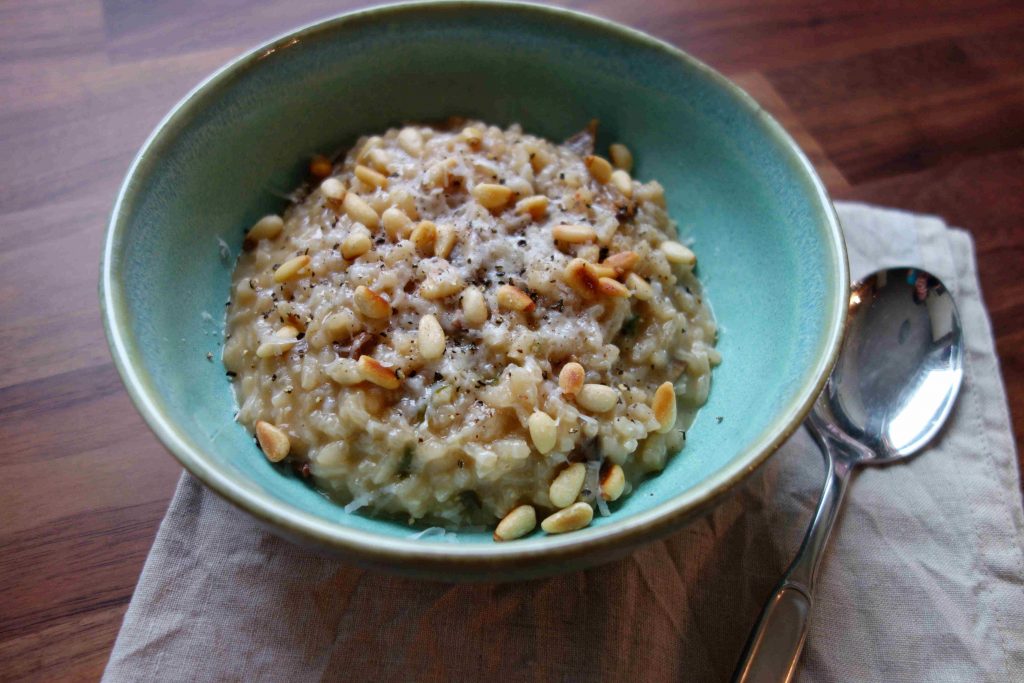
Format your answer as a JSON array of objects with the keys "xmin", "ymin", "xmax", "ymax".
[{"xmin": 1, "ymin": 1, "xmax": 1021, "ymax": 680}]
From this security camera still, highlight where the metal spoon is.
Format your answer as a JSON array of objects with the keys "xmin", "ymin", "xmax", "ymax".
[{"xmin": 734, "ymin": 267, "xmax": 964, "ymax": 683}]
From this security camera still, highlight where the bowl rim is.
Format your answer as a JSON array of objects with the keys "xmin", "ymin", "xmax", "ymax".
[{"xmin": 100, "ymin": 0, "xmax": 848, "ymax": 575}]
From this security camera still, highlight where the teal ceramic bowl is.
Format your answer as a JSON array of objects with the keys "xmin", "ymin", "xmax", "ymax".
[{"xmin": 101, "ymin": 1, "xmax": 847, "ymax": 580}]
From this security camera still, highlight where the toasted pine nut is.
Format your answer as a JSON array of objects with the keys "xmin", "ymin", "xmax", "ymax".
[
  {"xmin": 420, "ymin": 275, "xmax": 464, "ymax": 300},
  {"xmin": 472, "ymin": 183, "xmax": 513, "ymax": 211},
  {"xmin": 515, "ymin": 195, "xmax": 549, "ymax": 221},
  {"xmin": 528, "ymin": 411, "xmax": 558, "ymax": 455},
  {"xmin": 563, "ymin": 258, "xmax": 598, "ymax": 299},
  {"xmin": 600, "ymin": 463, "xmax": 626, "ymax": 501},
  {"xmin": 357, "ymin": 355, "xmax": 400, "ymax": 389},
  {"xmin": 382, "ymin": 206, "xmax": 412, "ymax": 239},
  {"xmin": 397, "ymin": 127, "xmax": 423, "ymax": 156},
  {"xmin": 255, "ymin": 337, "xmax": 297, "ymax": 358},
  {"xmin": 576, "ymin": 383, "xmax": 618, "ymax": 412},
  {"xmin": 549, "ymin": 462, "xmax": 586, "ymax": 508},
  {"xmin": 356, "ymin": 136, "xmax": 382, "ymax": 162},
  {"xmin": 584, "ymin": 155, "xmax": 613, "ymax": 184},
  {"xmin": 652, "ymin": 381, "xmax": 677, "ymax": 433},
  {"xmin": 341, "ymin": 226, "xmax": 372, "ymax": 260},
  {"xmin": 625, "ymin": 272, "xmax": 653, "ymax": 301},
  {"xmin": 255, "ymin": 421, "xmax": 290, "ymax": 462},
  {"xmin": 247, "ymin": 215, "xmax": 284, "ymax": 241},
  {"xmin": 275, "ymin": 325, "xmax": 299, "ymax": 339},
  {"xmin": 660, "ymin": 240, "xmax": 696, "ymax": 267},
  {"xmin": 597, "ymin": 277, "xmax": 630, "ymax": 298},
  {"xmin": 461, "ymin": 126, "xmax": 484, "ymax": 148},
  {"xmin": 434, "ymin": 224, "xmax": 458, "ymax": 259},
  {"xmin": 610, "ymin": 169, "xmax": 633, "ymax": 197},
  {"xmin": 602, "ymin": 251, "xmax": 639, "ymax": 275},
  {"xmin": 354, "ymin": 285, "xmax": 391, "ymax": 319},
  {"xmin": 323, "ymin": 309, "xmax": 358, "ymax": 340},
  {"xmin": 365, "ymin": 148, "xmax": 390, "ymax": 173},
  {"xmin": 530, "ymin": 148, "xmax": 553, "ymax": 173},
  {"xmin": 609, "ymin": 143, "xmax": 633, "ymax": 171},
  {"xmin": 585, "ymin": 261, "xmax": 616, "ymax": 280},
  {"xmin": 559, "ymin": 362, "xmax": 585, "ymax": 396},
  {"xmin": 343, "ymin": 193, "xmax": 379, "ymax": 229},
  {"xmin": 355, "ymin": 164, "xmax": 387, "ymax": 188},
  {"xmin": 496, "ymin": 284, "xmax": 535, "ymax": 312},
  {"xmin": 461, "ymin": 286, "xmax": 488, "ymax": 326},
  {"xmin": 326, "ymin": 357, "xmax": 362, "ymax": 385},
  {"xmin": 320, "ymin": 177, "xmax": 346, "ymax": 204},
  {"xmin": 273, "ymin": 255, "xmax": 311, "ymax": 283},
  {"xmin": 494, "ymin": 505, "xmax": 536, "ymax": 541},
  {"xmin": 410, "ymin": 221, "xmax": 437, "ymax": 254},
  {"xmin": 552, "ymin": 223, "xmax": 596, "ymax": 244},
  {"xmin": 309, "ymin": 154, "xmax": 333, "ymax": 179},
  {"xmin": 418, "ymin": 314, "xmax": 446, "ymax": 360},
  {"xmin": 541, "ymin": 502, "xmax": 593, "ymax": 534}
]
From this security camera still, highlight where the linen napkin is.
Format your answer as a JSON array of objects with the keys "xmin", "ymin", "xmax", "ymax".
[{"xmin": 103, "ymin": 203, "xmax": 1024, "ymax": 682}]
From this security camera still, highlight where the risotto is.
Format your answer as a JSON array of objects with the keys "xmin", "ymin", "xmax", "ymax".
[{"xmin": 223, "ymin": 120, "xmax": 718, "ymax": 539}]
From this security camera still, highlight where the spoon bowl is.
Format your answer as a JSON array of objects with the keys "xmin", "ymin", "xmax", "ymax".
[{"xmin": 736, "ymin": 267, "xmax": 964, "ymax": 683}]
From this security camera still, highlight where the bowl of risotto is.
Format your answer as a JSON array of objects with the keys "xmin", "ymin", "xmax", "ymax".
[{"xmin": 101, "ymin": 1, "xmax": 847, "ymax": 580}]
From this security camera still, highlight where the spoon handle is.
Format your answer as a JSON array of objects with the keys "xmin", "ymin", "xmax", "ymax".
[{"xmin": 733, "ymin": 428, "xmax": 855, "ymax": 683}]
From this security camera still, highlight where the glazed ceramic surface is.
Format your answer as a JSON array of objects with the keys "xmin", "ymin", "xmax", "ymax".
[{"xmin": 101, "ymin": 1, "xmax": 847, "ymax": 580}]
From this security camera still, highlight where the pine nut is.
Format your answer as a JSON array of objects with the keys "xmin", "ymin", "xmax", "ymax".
[
  {"xmin": 494, "ymin": 505, "xmax": 536, "ymax": 541},
  {"xmin": 584, "ymin": 155, "xmax": 613, "ymax": 184},
  {"xmin": 609, "ymin": 143, "xmax": 633, "ymax": 171},
  {"xmin": 660, "ymin": 240, "xmax": 696, "ymax": 267},
  {"xmin": 496, "ymin": 284, "xmax": 535, "ymax": 312},
  {"xmin": 418, "ymin": 314, "xmax": 446, "ymax": 360},
  {"xmin": 472, "ymin": 183, "xmax": 513, "ymax": 211},
  {"xmin": 559, "ymin": 362, "xmax": 585, "ymax": 396},
  {"xmin": 275, "ymin": 325, "xmax": 299, "ymax": 339},
  {"xmin": 549, "ymin": 462, "xmax": 586, "ymax": 508},
  {"xmin": 552, "ymin": 223, "xmax": 596, "ymax": 243},
  {"xmin": 530, "ymin": 148, "xmax": 553, "ymax": 173},
  {"xmin": 320, "ymin": 177, "xmax": 346, "ymax": 203},
  {"xmin": 625, "ymin": 272, "xmax": 654, "ymax": 301},
  {"xmin": 597, "ymin": 277, "xmax": 630, "ymax": 298},
  {"xmin": 602, "ymin": 250, "xmax": 639, "ymax": 275},
  {"xmin": 382, "ymin": 206, "xmax": 412, "ymax": 239},
  {"xmin": 355, "ymin": 164, "xmax": 388, "ymax": 188},
  {"xmin": 309, "ymin": 154, "xmax": 333, "ymax": 179},
  {"xmin": 435, "ymin": 223, "xmax": 458, "ymax": 259},
  {"xmin": 341, "ymin": 226, "xmax": 372, "ymax": 260},
  {"xmin": 420, "ymin": 275, "xmax": 464, "ymax": 300},
  {"xmin": 611, "ymin": 169, "xmax": 633, "ymax": 197},
  {"xmin": 357, "ymin": 355, "xmax": 400, "ymax": 389},
  {"xmin": 461, "ymin": 126, "xmax": 484, "ymax": 148},
  {"xmin": 461, "ymin": 286, "xmax": 488, "ymax": 326},
  {"xmin": 652, "ymin": 381, "xmax": 677, "ymax": 433},
  {"xmin": 343, "ymin": 193, "xmax": 379, "ymax": 229},
  {"xmin": 600, "ymin": 463, "xmax": 626, "ymax": 501},
  {"xmin": 247, "ymin": 215, "xmax": 284, "ymax": 241},
  {"xmin": 255, "ymin": 421, "xmax": 290, "ymax": 462},
  {"xmin": 576, "ymin": 384, "xmax": 617, "ymax": 412},
  {"xmin": 541, "ymin": 502, "xmax": 593, "ymax": 534},
  {"xmin": 410, "ymin": 221, "xmax": 437, "ymax": 254},
  {"xmin": 255, "ymin": 337, "xmax": 297, "ymax": 358},
  {"xmin": 528, "ymin": 411, "xmax": 558, "ymax": 454},
  {"xmin": 398, "ymin": 127, "xmax": 423, "ymax": 156},
  {"xmin": 515, "ymin": 195, "xmax": 549, "ymax": 221},
  {"xmin": 273, "ymin": 255, "xmax": 311, "ymax": 282},
  {"xmin": 563, "ymin": 258, "xmax": 598, "ymax": 299},
  {"xmin": 366, "ymin": 148, "xmax": 390, "ymax": 173},
  {"xmin": 585, "ymin": 261, "xmax": 616, "ymax": 279},
  {"xmin": 354, "ymin": 285, "xmax": 391, "ymax": 319}
]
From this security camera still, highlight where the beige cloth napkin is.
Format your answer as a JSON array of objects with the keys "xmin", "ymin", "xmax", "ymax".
[{"xmin": 103, "ymin": 203, "xmax": 1024, "ymax": 682}]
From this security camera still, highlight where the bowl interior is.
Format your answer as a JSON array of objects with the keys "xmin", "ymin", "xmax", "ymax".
[{"xmin": 104, "ymin": 4, "xmax": 844, "ymax": 554}]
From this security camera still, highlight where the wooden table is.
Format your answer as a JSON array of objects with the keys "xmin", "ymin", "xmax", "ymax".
[{"xmin": 2, "ymin": 1, "xmax": 1021, "ymax": 679}]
